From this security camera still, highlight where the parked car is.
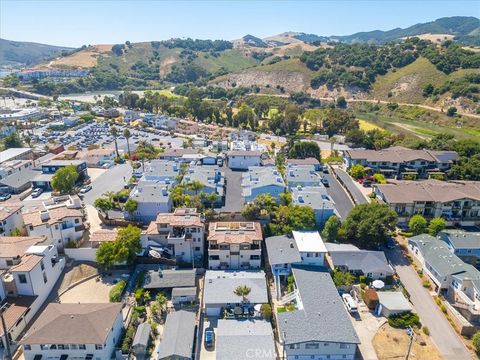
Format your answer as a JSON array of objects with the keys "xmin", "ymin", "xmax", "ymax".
[
  {"xmin": 79, "ymin": 184, "xmax": 92, "ymax": 193},
  {"xmin": 0, "ymin": 193, "xmax": 11, "ymax": 201},
  {"xmin": 321, "ymin": 177, "xmax": 329, "ymax": 187},
  {"xmin": 31, "ymin": 188, "xmax": 44, "ymax": 198},
  {"xmin": 342, "ymin": 294, "xmax": 358, "ymax": 314},
  {"xmin": 204, "ymin": 328, "xmax": 215, "ymax": 350},
  {"xmin": 322, "ymin": 164, "xmax": 329, "ymax": 173},
  {"xmin": 386, "ymin": 237, "xmax": 396, "ymax": 249}
]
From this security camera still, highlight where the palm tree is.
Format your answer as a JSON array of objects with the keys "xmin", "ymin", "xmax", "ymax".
[
  {"xmin": 234, "ymin": 285, "xmax": 251, "ymax": 303},
  {"xmin": 186, "ymin": 180, "xmax": 204, "ymax": 196},
  {"xmin": 200, "ymin": 192, "xmax": 219, "ymax": 209},
  {"xmin": 156, "ymin": 292, "xmax": 168, "ymax": 313},
  {"xmin": 135, "ymin": 140, "xmax": 156, "ymax": 172},
  {"xmin": 110, "ymin": 126, "xmax": 119, "ymax": 158},
  {"xmin": 123, "ymin": 128, "xmax": 131, "ymax": 157}
]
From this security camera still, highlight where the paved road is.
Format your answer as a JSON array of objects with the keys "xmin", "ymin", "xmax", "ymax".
[
  {"xmin": 83, "ymin": 162, "xmax": 133, "ymax": 205},
  {"xmin": 334, "ymin": 168, "xmax": 368, "ymax": 205},
  {"xmin": 386, "ymin": 248, "xmax": 473, "ymax": 360},
  {"xmin": 220, "ymin": 167, "xmax": 244, "ymax": 212},
  {"xmin": 323, "ymin": 172, "xmax": 354, "ymax": 219}
]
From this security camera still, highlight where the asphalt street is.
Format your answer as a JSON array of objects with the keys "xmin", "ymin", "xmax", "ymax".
[
  {"xmin": 82, "ymin": 162, "xmax": 133, "ymax": 205},
  {"xmin": 220, "ymin": 167, "xmax": 244, "ymax": 212},
  {"xmin": 386, "ymin": 248, "xmax": 473, "ymax": 360}
]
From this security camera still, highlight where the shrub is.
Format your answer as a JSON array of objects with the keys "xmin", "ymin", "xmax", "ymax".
[
  {"xmin": 368, "ymin": 192, "xmax": 376, "ymax": 199},
  {"xmin": 399, "ymin": 231, "xmax": 414, "ymax": 237},
  {"xmin": 373, "ymin": 173, "xmax": 386, "ymax": 184},
  {"xmin": 422, "ymin": 280, "xmax": 431, "ymax": 289},
  {"xmin": 109, "ymin": 280, "xmax": 126, "ymax": 302},
  {"xmin": 388, "ymin": 312, "xmax": 420, "ymax": 328},
  {"xmin": 359, "ymin": 275, "xmax": 366, "ymax": 284},
  {"xmin": 261, "ymin": 304, "xmax": 272, "ymax": 320},
  {"xmin": 422, "ymin": 326, "xmax": 430, "ymax": 335},
  {"xmin": 440, "ymin": 305, "xmax": 447, "ymax": 314},
  {"xmin": 473, "ymin": 332, "xmax": 480, "ymax": 356}
]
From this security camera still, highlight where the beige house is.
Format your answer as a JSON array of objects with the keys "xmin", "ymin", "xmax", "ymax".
[{"xmin": 207, "ymin": 222, "xmax": 262, "ymax": 270}]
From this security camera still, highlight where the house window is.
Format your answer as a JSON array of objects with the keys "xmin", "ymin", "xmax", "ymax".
[
  {"xmin": 43, "ymin": 272, "xmax": 48, "ymax": 284},
  {"xmin": 70, "ymin": 344, "xmax": 78, "ymax": 350},
  {"xmin": 6, "ymin": 260, "xmax": 13, "ymax": 266},
  {"xmin": 40, "ymin": 260, "xmax": 45, "ymax": 271},
  {"xmin": 305, "ymin": 343, "xmax": 319, "ymax": 349},
  {"xmin": 75, "ymin": 219, "xmax": 80, "ymax": 224},
  {"xmin": 24, "ymin": 345, "xmax": 31, "ymax": 351},
  {"xmin": 18, "ymin": 274, "xmax": 27, "ymax": 283},
  {"xmin": 79, "ymin": 344, "xmax": 86, "ymax": 350},
  {"xmin": 55, "ymin": 225, "xmax": 59, "ymax": 230},
  {"xmin": 95, "ymin": 344, "xmax": 103, "ymax": 350},
  {"xmin": 340, "ymin": 344, "xmax": 349, "ymax": 349}
]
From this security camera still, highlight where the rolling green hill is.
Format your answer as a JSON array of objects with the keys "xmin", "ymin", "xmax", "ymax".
[{"xmin": 0, "ymin": 38, "xmax": 73, "ymax": 66}]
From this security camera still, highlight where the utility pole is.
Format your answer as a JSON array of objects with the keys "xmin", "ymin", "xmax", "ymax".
[
  {"xmin": 405, "ymin": 325, "xmax": 414, "ymax": 360},
  {"xmin": 0, "ymin": 302, "xmax": 12, "ymax": 360}
]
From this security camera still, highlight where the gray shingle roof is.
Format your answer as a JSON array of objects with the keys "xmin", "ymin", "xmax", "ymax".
[
  {"xmin": 158, "ymin": 310, "xmax": 196, "ymax": 359},
  {"xmin": 204, "ymin": 271, "xmax": 268, "ymax": 305},
  {"xmin": 265, "ymin": 235, "xmax": 301, "ymax": 265},
  {"xmin": 0, "ymin": 169, "xmax": 36, "ymax": 190},
  {"xmin": 278, "ymin": 266, "xmax": 359, "ymax": 345},
  {"xmin": 172, "ymin": 287, "xmax": 197, "ymax": 297},
  {"xmin": 439, "ymin": 230, "xmax": 480, "ymax": 250},
  {"xmin": 216, "ymin": 319, "xmax": 276, "ymax": 360},
  {"xmin": 133, "ymin": 322, "xmax": 151, "ymax": 347},
  {"xmin": 144, "ymin": 269, "xmax": 196, "ymax": 289},
  {"xmin": 330, "ymin": 250, "xmax": 394, "ymax": 276}
]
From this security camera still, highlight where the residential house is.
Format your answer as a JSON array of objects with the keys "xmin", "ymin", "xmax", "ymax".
[
  {"xmin": 158, "ymin": 149, "xmax": 200, "ymax": 162},
  {"xmin": 203, "ymin": 270, "xmax": 268, "ymax": 316},
  {"xmin": 0, "ymin": 241, "xmax": 64, "ymax": 349},
  {"xmin": 439, "ymin": 230, "xmax": 480, "ymax": 268},
  {"xmin": 328, "ymin": 247, "xmax": 394, "ymax": 280},
  {"xmin": 152, "ymin": 114, "xmax": 177, "ymax": 130},
  {"xmin": 0, "ymin": 160, "xmax": 36, "ymax": 194},
  {"xmin": 291, "ymin": 186, "xmax": 336, "ymax": 226},
  {"xmin": 343, "ymin": 146, "xmax": 458, "ymax": 179},
  {"xmin": 227, "ymin": 151, "xmax": 262, "ymax": 170},
  {"xmin": 207, "ymin": 222, "xmax": 263, "ymax": 270},
  {"xmin": 23, "ymin": 205, "xmax": 85, "ymax": 249},
  {"xmin": 216, "ymin": 319, "xmax": 276, "ymax": 360},
  {"xmin": 0, "ymin": 203, "xmax": 24, "ymax": 236},
  {"xmin": 143, "ymin": 208, "xmax": 205, "ymax": 265},
  {"xmin": 0, "ymin": 159, "xmax": 33, "ymax": 180},
  {"xmin": 20, "ymin": 303, "xmax": 123, "ymax": 360},
  {"xmin": 83, "ymin": 148, "xmax": 116, "ymax": 167},
  {"xmin": 129, "ymin": 181, "xmax": 172, "ymax": 223},
  {"xmin": 277, "ymin": 266, "xmax": 359, "ymax": 360},
  {"xmin": 31, "ymin": 159, "xmax": 88, "ymax": 190},
  {"xmin": 211, "ymin": 139, "xmax": 229, "ymax": 153},
  {"xmin": 0, "ymin": 236, "xmax": 45, "ymax": 270},
  {"xmin": 374, "ymin": 180, "xmax": 480, "ymax": 226},
  {"xmin": 287, "ymin": 157, "xmax": 321, "ymax": 171},
  {"xmin": 286, "ymin": 164, "xmax": 322, "ymax": 190},
  {"xmin": 171, "ymin": 287, "xmax": 197, "ymax": 305},
  {"xmin": 377, "ymin": 292, "xmax": 413, "ymax": 317},
  {"xmin": 143, "ymin": 268, "xmax": 196, "ymax": 290},
  {"xmin": 241, "ymin": 166, "xmax": 285, "ymax": 203},
  {"xmin": 408, "ymin": 234, "xmax": 480, "ymax": 324},
  {"xmin": 182, "ymin": 165, "xmax": 225, "ymax": 207},
  {"xmin": 292, "ymin": 230, "xmax": 327, "ymax": 267},
  {"xmin": 157, "ymin": 310, "xmax": 196, "ymax": 360}
]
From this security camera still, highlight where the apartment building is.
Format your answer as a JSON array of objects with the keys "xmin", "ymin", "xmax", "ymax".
[
  {"xmin": 129, "ymin": 181, "xmax": 172, "ymax": 223},
  {"xmin": 207, "ymin": 222, "xmax": 263, "ymax": 270},
  {"xmin": 32, "ymin": 159, "xmax": 88, "ymax": 190},
  {"xmin": 0, "ymin": 240, "xmax": 64, "ymax": 349},
  {"xmin": 226, "ymin": 151, "xmax": 262, "ymax": 170},
  {"xmin": 291, "ymin": 186, "xmax": 335, "ymax": 226},
  {"xmin": 374, "ymin": 179, "xmax": 480, "ymax": 226},
  {"xmin": 343, "ymin": 146, "xmax": 458, "ymax": 179},
  {"xmin": 144, "ymin": 208, "xmax": 205, "ymax": 265},
  {"xmin": 241, "ymin": 166, "xmax": 286, "ymax": 203},
  {"xmin": 20, "ymin": 303, "xmax": 123, "ymax": 360},
  {"xmin": 286, "ymin": 164, "xmax": 322, "ymax": 190},
  {"xmin": 83, "ymin": 148, "xmax": 116, "ymax": 167},
  {"xmin": 182, "ymin": 165, "xmax": 225, "ymax": 206}
]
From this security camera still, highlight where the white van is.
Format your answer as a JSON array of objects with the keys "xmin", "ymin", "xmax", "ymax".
[{"xmin": 342, "ymin": 293, "xmax": 358, "ymax": 314}]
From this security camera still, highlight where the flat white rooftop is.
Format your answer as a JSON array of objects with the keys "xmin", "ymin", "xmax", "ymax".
[{"xmin": 292, "ymin": 230, "xmax": 327, "ymax": 253}]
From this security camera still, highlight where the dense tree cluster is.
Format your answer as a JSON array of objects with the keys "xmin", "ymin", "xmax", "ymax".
[{"xmin": 161, "ymin": 38, "xmax": 233, "ymax": 51}]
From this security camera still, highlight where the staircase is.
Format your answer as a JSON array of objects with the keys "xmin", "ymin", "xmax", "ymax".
[{"xmin": 278, "ymin": 289, "xmax": 298, "ymax": 305}]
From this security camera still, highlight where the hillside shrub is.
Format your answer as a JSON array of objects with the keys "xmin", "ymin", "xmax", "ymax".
[{"xmin": 109, "ymin": 279, "xmax": 126, "ymax": 302}]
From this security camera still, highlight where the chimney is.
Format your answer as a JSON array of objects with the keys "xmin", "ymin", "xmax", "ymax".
[{"xmin": 40, "ymin": 209, "xmax": 50, "ymax": 221}]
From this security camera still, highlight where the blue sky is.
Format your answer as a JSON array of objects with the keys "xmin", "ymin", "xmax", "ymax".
[{"xmin": 1, "ymin": 0, "xmax": 478, "ymax": 47}]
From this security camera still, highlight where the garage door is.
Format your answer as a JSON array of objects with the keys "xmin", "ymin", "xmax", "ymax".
[{"xmin": 206, "ymin": 307, "xmax": 220, "ymax": 316}]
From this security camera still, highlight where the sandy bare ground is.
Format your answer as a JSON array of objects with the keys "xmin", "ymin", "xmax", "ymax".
[
  {"xmin": 42, "ymin": 44, "xmax": 112, "ymax": 68},
  {"xmin": 402, "ymin": 33, "xmax": 455, "ymax": 43}
]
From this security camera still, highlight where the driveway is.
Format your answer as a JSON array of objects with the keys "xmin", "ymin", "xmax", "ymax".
[
  {"xmin": 386, "ymin": 248, "xmax": 473, "ymax": 360},
  {"xmin": 348, "ymin": 301, "xmax": 384, "ymax": 360},
  {"xmin": 333, "ymin": 167, "xmax": 368, "ymax": 205},
  {"xmin": 323, "ymin": 172, "xmax": 354, "ymax": 219},
  {"xmin": 220, "ymin": 167, "xmax": 244, "ymax": 213}
]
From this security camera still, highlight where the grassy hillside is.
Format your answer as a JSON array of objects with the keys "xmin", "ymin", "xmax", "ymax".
[
  {"xmin": 193, "ymin": 49, "xmax": 259, "ymax": 73},
  {"xmin": 0, "ymin": 38, "xmax": 73, "ymax": 66}
]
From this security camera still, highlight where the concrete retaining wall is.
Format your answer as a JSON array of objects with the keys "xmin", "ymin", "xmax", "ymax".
[{"xmin": 64, "ymin": 247, "xmax": 97, "ymax": 262}]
